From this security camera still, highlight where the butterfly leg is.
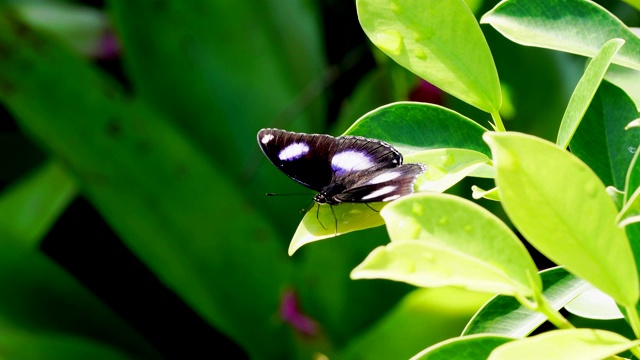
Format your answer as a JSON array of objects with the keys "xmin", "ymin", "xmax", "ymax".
[
  {"xmin": 315, "ymin": 203, "xmax": 327, "ymax": 230},
  {"xmin": 329, "ymin": 204, "xmax": 338, "ymax": 237}
]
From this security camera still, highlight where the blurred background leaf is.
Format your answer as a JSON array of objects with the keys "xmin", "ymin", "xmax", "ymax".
[{"xmin": 0, "ymin": 0, "xmax": 638, "ymax": 359}]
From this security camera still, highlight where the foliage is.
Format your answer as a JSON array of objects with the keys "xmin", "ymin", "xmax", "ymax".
[{"xmin": 1, "ymin": 0, "xmax": 640, "ymax": 359}]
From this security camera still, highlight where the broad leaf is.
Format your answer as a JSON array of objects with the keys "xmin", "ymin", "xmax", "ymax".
[
  {"xmin": 288, "ymin": 202, "xmax": 386, "ymax": 255},
  {"xmin": 618, "ymin": 186, "xmax": 640, "ymax": 227},
  {"xmin": 464, "ymin": 267, "xmax": 588, "ymax": 337},
  {"xmin": 352, "ymin": 193, "xmax": 541, "ymax": 297},
  {"xmin": 338, "ymin": 288, "xmax": 492, "ymax": 360},
  {"xmin": 411, "ymin": 334, "xmax": 513, "ymax": 360},
  {"xmin": 0, "ymin": 331, "xmax": 135, "ymax": 360},
  {"xmin": 488, "ymin": 329, "xmax": 640, "ymax": 360},
  {"xmin": 564, "ymin": 285, "xmax": 624, "ymax": 320},
  {"xmin": 605, "ymin": 64, "xmax": 640, "ymax": 110},
  {"xmin": 571, "ymin": 80, "xmax": 640, "ymax": 189},
  {"xmin": 481, "ymin": 0, "xmax": 640, "ymax": 71},
  {"xmin": 557, "ymin": 38, "xmax": 625, "ymax": 149},
  {"xmin": 0, "ymin": 12, "xmax": 294, "ymax": 358},
  {"xmin": 485, "ymin": 132, "xmax": 639, "ymax": 307},
  {"xmin": 344, "ymin": 102, "xmax": 490, "ymax": 156},
  {"xmin": 0, "ymin": 160, "xmax": 76, "ymax": 248},
  {"xmin": 357, "ymin": 0, "xmax": 501, "ymax": 113}
]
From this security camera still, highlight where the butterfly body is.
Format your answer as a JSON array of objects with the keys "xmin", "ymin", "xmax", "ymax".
[{"xmin": 258, "ymin": 128, "xmax": 426, "ymax": 206}]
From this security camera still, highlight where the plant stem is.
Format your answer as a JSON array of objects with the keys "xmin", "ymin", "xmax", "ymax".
[
  {"xmin": 491, "ymin": 109, "xmax": 506, "ymax": 132},
  {"xmin": 624, "ymin": 305, "xmax": 640, "ymax": 339}
]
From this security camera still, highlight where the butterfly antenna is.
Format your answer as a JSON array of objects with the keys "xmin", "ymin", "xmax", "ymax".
[
  {"xmin": 266, "ymin": 192, "xmax": 312, "ymax": 197},
  {"xmin": 364, "ymin": 203, "xmax": 380, "ymax": 213}
]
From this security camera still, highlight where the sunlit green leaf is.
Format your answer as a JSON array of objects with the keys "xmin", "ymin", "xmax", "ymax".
[
  {"xmin": 623, "ymin": 0, "xmax": 640, "ymax": 13},
  {"xmin": 471, "ymin": 186, "xmax": 500, "ymax": 201},
  {"xmin": 606, "ymin": 65, "xmax": 640, "ymax": 111},
  {"xmin": 482, "ymin": 0, "xmax": 640, "ymax": 71},
  {"xmin": 618, "ymin": 186, "xmax": 640, "ymax": 227},
  {"xmin": 557, "ymin": 38, "xmax": 625, "ymax": 149},
  {"xmin": 564, "ymin": 285, "xmax": 623, "ymax": 320},
  {"xmin": 408, "ymin": 148, "xmax": 492, "ymax": 193},
  {"xmin": 464, "ymin": 267, "xmax": 588, "ymax": 337},
  {"xmin": 488, "ymin": 329, "xmax": 640, "ymax": 360},
  {"xmin": 352, "ymin": 193, "xmax": 540, "ymax": 297},
  {"xmin": 411, "ymin": 334, "xmax": 513, "ymax": 360},
  {"xmin": 288, "ymin": 202, "xmax": 386, "ymax": 255},
  {"xmin": 626, "ymin": 119, "xmax": 640, "ymax": 129},
  {"xmin": 357, "ymin": 0, "xmax": 501, "ymax": 113},
  {"xmin": 485, "ymin": 132, "xmax": 639, "ymax": 307},
  {"xmin": 338, "ymin": 288, "xmax": 492, "ymax": 360}
]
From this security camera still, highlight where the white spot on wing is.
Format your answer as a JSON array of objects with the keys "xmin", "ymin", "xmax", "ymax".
[
  {"xmin": 279, "ymin": 142, "xmax": 309, "ymax": 161},
  {"xmin": 331, "ymin": 151, "xmax": 373, "ymax": 172},
  {"xmin": 382, "ymin": 194, "xmax": 401, "ymax": 202},
  {"xmin": 361, "ymin": 185, "xmax": 396, "ymax": 200},
  {"xmin": 261, "ymin": 133, "xmax": 274, "ymax": 144},
  {"xmin": 367, "ymin": 171, "xmax": 401, "ymax": 184}
]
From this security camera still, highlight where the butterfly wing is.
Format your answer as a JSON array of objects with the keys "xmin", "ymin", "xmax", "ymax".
[
  {"xmin": 334, "ymin": 163, "xmax": 426, "ymax": 203},
  {"xmin": 330, "ymin": 135, "xmax": 403, "ymax": 176},
  {"xmin": 258, "ymin": 128, "xmax": 337, "ymax": 191}
]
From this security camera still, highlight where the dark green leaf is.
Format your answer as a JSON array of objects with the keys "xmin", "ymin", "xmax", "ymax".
[
  {"xmin": 571, "ymin": 80, "xmax": 640, "ymax": 189},
  {"xmin": 343, "ymin": 102, "xmax": 490, "ymax": 156}
]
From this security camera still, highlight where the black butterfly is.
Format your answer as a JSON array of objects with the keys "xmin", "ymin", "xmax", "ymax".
[{"xmin": 258, "ymin": 129, "xmax": 426, "ymax": 230}]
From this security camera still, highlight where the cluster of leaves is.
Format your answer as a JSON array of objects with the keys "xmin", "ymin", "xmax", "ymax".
[{"xmin": 289, "ymin": 0, "xmax": 640, "ymax": 359}]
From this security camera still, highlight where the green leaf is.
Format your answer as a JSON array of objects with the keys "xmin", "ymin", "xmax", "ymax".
[
  {"xmin": 464, "ymin": 267, "xmax": 588, "ymax": 337},
  {"xmin": 488, "ymin": 329, "xmax": 640, "ymax": 360},
  {"xmin": 357, "ymin": 0, "xmax": 501, "ymax": 113},
  {"xmin": 570, "ymin": 80, "xmax": 640, "ymax": 189},
  {"xmin": 0, "ymin": 242, "xmax": 161, "ymax": 359},
  {"xmin": 408, "ymin": 148, "xmax": 493, "ymax": 192},
  {"xmin": 557, "ymin": 38, "xmax": 625, "ymax": 149},
  {"xmin": 0, "ymin": 12, "xmax": 294, "ymax": 358},
  {"xmin": 627, "ymin": 119, "xmax": 640, "ymax": 129},
  {"xmin": 337, "ymin": 287, "xmax": 493, "ymax": 360},
  {"xmin": 471, "ymin": 186, "xmax": 500, "ymax": 201},
  {"xmin": 624, "ymin": 143, "xmax": 640, "ymax": 205},
  {"xmin": 288, "ymin": 102, "xmax": 492, "ymax": 253},
  {"xmin": 0, "ymin": 160, "xmax": 76, "ymax": 248},
  {"xmin": 625, "ymin": 148, "xmax": 640, "ymax": 287},
  {"xmin": 288, "ymin": 202, "xmax": 386, "ymax": 255},
  {"xmin": 411, "ymin": 334, "xmax": 513, "ymax": 360},
  {"xmin": 14, "ymin": 2, "xmax": 108, "ymax": 57},
  {"xmin": 110, "ymin": 0, "xmax": 325, "ymax": 172},
  {"xmin": 352, "ymin": 193, "xmax": 541, "ymax": 297},
  {"xmin": 624, "ymin": 0, "xmax": 640, "ymax": 12},
  {"xmin": 485, "ymin": 132, "xmax": 639, "ymax": 307},
  {"xmin": 564, "ymin": 285, "xmax": 624, "ymax": 320},
  {"xmin": 605, "ymin": 65, "xmax": 640, "ymax": 111},
  {"xmin": 287, "ymin": 147, "xmax": 492, "ymax": 253},
  {"xmin": 481, "ymin": 0, "xmax": 640, "ymax": 71},
  {"xmin": 618, "ymin": 185, "xmax": 640, "ymax": 227},
  {"xmin": 0, "ymin": 331, "xmax": 135, "ymax": 360},
  {"xmin": 344, "ymin": 102, "xmax": 490, "ymax": 156}
]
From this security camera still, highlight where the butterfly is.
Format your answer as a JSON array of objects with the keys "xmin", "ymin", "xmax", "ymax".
[{"xmin": 257, "ymin": 128, "xmax": 426, "ymax": 232}]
